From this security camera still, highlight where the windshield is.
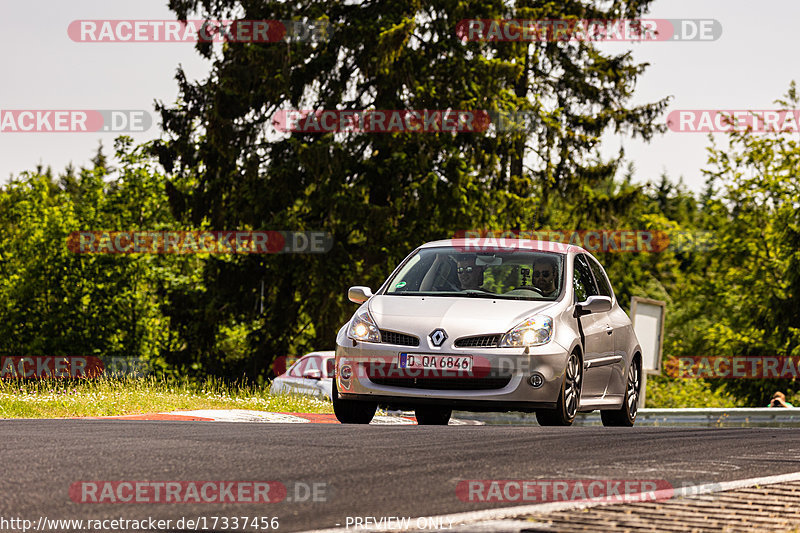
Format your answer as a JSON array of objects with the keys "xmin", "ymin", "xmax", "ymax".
[{"xmin": 384, "ymin": 246, "xmax": 564, "ymax": 300}]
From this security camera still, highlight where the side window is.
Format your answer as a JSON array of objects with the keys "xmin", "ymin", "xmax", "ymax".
[
  {"xmin": 573, "ymin": 254, "xmax": 599, "ymax": 303},
  {"xmin": 325, "ymin": 357, "xmax": 336, "ymax": 378},
  {"xmin": 288, "ymin": 358, "xmax": 307, "ymax": 377},
  {"xmin": 303, "ymin": 356, "xmax": 322, "ymax": 376},
  {"xmin": 587, "ymin": 255, "xmax": 613, "ymax": 298}
]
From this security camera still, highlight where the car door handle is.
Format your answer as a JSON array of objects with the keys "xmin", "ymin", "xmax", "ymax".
[{"xmin": 606, "ymin": 326, "xmax": 613, "ymax": 335}]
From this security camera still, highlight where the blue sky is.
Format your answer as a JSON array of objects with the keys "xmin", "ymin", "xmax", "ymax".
[{"xmin": 1, "ymin": 0, "xmax": 798, "ymax": 192}]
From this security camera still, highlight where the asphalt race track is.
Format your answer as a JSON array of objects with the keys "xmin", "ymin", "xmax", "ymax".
[{"xmin": 3, "ymin": 420, "xmax": 800, "ymax": 532}]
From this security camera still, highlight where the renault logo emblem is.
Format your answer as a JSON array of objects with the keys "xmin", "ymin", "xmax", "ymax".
[{"xmin": 429, "ymin": 328, "xmax": 448, "ymax": 347}]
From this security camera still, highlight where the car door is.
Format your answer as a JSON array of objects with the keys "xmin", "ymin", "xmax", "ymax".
[
  {"xmin": 300, "ymin": 355, "xmax": 325, "ymax": 397},
  {"xmin": 283, "ymin": 357, "xmax": 312, "ymax": 395},
  {"xmin": 586, "ymin": 254, "xmax": 626, "ymax": 397},
  {"xmin": 573, "ymin": 254, "xmax": 614, "ymax": 399}
]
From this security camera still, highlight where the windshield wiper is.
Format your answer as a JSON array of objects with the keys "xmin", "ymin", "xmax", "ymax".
[
  {"xmin": 460, "ymin": 291, "xmax": 499, "ymax": 298},
  {"xmin": 387, "ymin": 291, "xmax": 540, "ymax": 300}
]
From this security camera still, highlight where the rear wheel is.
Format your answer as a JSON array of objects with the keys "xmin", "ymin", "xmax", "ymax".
[
  {"xmin": 601, "ymin": 358, "xmax": 640, "ymax": 427},
  {"xmin": 536, "ymin": 351, "xmax": 582, "ymax": 427},
  {"xmin": 415, "ymin": 406, "xmax": 452, "ymax": 425},
  {"xmin": 332, "ymin": 378, "xmax": 376, "ymax": 424}
]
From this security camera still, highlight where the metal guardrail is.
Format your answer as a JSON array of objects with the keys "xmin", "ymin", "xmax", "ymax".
[{"xmin": 453, "ymin": 408, "xmax": 800, "ymax": 427}]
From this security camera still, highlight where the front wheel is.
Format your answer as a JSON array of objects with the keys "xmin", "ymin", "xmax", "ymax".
[
  {"xmin": 601, "ymin": 359, "xmax": 640, "ymax": 427},
  {"xmin": 536, "ymin": 351, "xmax": 582, "ymax": 426},
  {"xmin": 415, "ymin": 406, "xmax": 451, "ymax": 425},
  {"xmin": 332, "ymin": 378, "xmax": 376, "ymax": 424}
]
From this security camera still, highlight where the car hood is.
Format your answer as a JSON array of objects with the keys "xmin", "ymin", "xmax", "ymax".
[{"xmin": 368, "ymin": 295, "xmax": 556, "ymax": 342}]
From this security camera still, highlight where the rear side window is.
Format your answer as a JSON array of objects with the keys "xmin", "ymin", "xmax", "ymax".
[
  {"xmin": 288, "ymin": 358, "xmax": 307, "ymax": 377},
  {"xmin": 573, "ymin": 254, "xmax": 599, "ymax": 303},
  {"xmin": 302, "ymin": 356, "xmax": 322, "ymax": 376},
  {"xmin": 587, "ymin": 255, "xmax": 613, "ymax": 298}
]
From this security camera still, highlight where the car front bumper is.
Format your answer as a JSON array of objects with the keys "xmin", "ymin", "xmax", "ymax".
[{"xmin": 334, "ymin": 331, "xmax": 570, "ymax": 412}]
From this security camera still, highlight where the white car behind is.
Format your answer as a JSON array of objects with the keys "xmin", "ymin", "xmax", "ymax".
[{"xmin": 271, "ymin": 351, "xmax": 335, "ymax": 399}]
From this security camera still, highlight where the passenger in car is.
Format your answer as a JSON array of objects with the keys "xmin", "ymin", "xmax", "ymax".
[{"xmin": 456, "ymin": 257, "xmax": 486, "ymax": 290}]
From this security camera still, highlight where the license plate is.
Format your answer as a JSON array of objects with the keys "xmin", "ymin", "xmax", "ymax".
[{"xmin": 398, "ymin": 353, "xmax": 472, "ymax": 371}]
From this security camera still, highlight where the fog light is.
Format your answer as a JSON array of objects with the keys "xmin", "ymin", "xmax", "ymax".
[
  {"xmin": 340, "ymin": 365, "xmax": 352, "ymax": 380},
  {"xmin": 529, "ymin": 373, "xmax": 544, "ymax": 388}
]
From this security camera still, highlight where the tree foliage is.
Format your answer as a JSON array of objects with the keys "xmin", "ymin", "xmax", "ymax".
[
  {"xmin": 1, "ymin": 3, "xmax": 796, "ymax": 407},
  {"xmin": 152, "ymin": 0, "xmax": 666, "ymax": 371}
]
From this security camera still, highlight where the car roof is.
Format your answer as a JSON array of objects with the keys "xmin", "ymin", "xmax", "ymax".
[
  {"xmin": 418, "ymin": 238, "xmax": 584, "ymax": 255},
  {"xmin": 299, "ymin": 351, "xmax": 335, "ymax": 358}
]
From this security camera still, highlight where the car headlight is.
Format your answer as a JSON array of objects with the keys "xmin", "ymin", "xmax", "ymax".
[
  {"xmin": 347, "ymin": 307, "xmax": 381, "ymax": 343},
  {"xmin": 499, "ymin": 315, "xmax": 552, "ymax": 347}
]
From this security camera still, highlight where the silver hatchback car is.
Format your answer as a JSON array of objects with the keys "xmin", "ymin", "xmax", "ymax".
[{"xmin": 333, "ymin": 239, "xmax": 642, "ymax": 426}]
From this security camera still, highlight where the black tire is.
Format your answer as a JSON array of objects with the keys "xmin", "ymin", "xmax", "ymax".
[
  {"xmin": 601, "ymin": 358, "xmax": 640, "ymax": 427},
  {"xmin": 536, "ymin": 351, "xmax": 582, "ymax": 427},
  {"xmin": 332, "ymin": 378, "xmax": 376, "ymax": 424},
  {"xmin": 415, "ymin": 406, "xmax": 452, "ymax": 425}
]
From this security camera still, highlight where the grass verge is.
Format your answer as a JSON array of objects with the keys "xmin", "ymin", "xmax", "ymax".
[
  {"xmin": 0, "ymin": 376, "xmax": 333, "ymax": 418},
  {"xmin": 1, "ymin": 374, "xmax": 752, "ymax": 418}
]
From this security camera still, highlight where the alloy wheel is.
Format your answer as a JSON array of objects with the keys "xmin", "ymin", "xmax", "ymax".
[
  {"xmin": 564, "ymin": 351, "xmax": 582, "ymax": 420},
  {"xmin": 627, "ymin": 361, "xmax": 640, "ymax": 419}
]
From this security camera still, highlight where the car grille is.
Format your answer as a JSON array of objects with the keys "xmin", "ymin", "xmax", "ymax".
[
  {"xmin": 454, "ymin": 334, "xmax": 502, "ymax": 348},
  {"xmin": 369, "ymin": 375, "xmax": 512, "ymax": 391},
  {"xmin": 380, "ymin": 330, "xmax": 420, "ymax": 346}
]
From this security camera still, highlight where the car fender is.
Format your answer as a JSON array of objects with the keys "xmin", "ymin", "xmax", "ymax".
[
  {"xmin": 616, "ymin": 323, "xmax": 642, "ymax": 366},
  {"xmin": 551, "ymin": 306, "xmax": 582, "ymax": 359}
]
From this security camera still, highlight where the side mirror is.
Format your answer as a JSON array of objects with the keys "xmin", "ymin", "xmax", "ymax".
[
  {"xmin": 576, "ymin": 295, "xmax": 612, "ymax": 315},
  {"xmin": 303, "ymin": 369, "xmax": 322, "ymax": 380},
  {"xmin": 348, "ymin": 286, "xmax": 373, "ymax": 304}
]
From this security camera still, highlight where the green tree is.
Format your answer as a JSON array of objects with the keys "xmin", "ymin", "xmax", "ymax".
[
  {"xmin": 155, "ymin": 0, "xmax": 667, "ymax": 377},
  {"xmin": 683, "ymin": 86, "xmax": 800, "ymax": 403},
  {"xmin": 0, "ymin": 139, "xmax": 195, "ymax": 372}
]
